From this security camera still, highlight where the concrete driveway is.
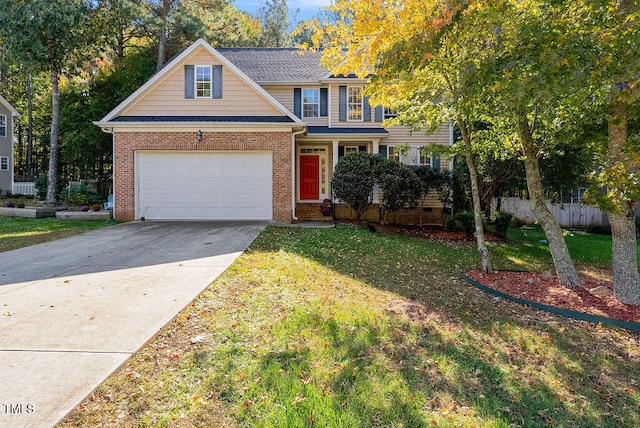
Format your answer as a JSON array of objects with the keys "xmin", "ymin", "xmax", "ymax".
[{"xmin": 0, "ymin": 221, "xmax": 266, "ymax": 427}]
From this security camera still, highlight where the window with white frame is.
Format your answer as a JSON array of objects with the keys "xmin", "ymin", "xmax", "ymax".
[
  {"xmin": 384, "ymin": 108, "xmax": 397, "ymax": 119},
  {"xmin": 387, "ymin": 146, "xmax": 400, "ymax": 162},
  {"xmin": 0, "ymin": 156, "xmax": 8, "ymax": 171},
  {"xmin": 347, "ymin": 87, "xmax": 362, "ymax": 121},
  {"xmin": 0, "ymin": 115, "xmax": 6, "ymax": 137},
  {"xmin": 344, "ymin": 146, "xmax": 359, "ymax": 156},
  {"xmin": 195, "ymin": 66, "xmax": 212, "ymax": 98},
  {"xmin": 388, "ymin": 145, "xmax": 432, "ymax": 166},
  {"xmin": 302, "ymin": 89, "xmax": 319, "ymax": 118}
]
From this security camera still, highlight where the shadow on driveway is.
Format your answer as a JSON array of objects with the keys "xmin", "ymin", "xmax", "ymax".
[{"xmin": 0, "ymin": 220, "xmax": 266, "ymax": 427}]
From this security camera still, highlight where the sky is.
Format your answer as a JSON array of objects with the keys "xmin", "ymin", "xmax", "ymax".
[{"xmin": 233, "ymin": 0, "xmax": 333, "ymax": 22}]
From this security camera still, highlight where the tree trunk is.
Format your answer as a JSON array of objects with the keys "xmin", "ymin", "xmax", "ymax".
[
  {"xmin": 156, "ymin": 28, "xmax": 166, "ymax": 71},
  {"xmin": 460, "ymin": 119, "xmax": 493, "ymax": 273},
  {"xmin": 156, "ymin": 0, "xmax": 172, "ymax": 71},
  {"xmin": 607, "ymin": 99, "xmax": 640, "ymax": 304},
  {"xmin": 17, "ymin": 124, "xmax": 24, "ymax": 176},
  {"xmin": 46, "ymin": 68, "xmax": 60, "ymax": 204},
  {"xmin": 517, "ymin": 114, "xmax": 581, "ymax": 287},
  {"xmin": 27, "ymin": 72, "xmax": 33, "ymax": 179}
]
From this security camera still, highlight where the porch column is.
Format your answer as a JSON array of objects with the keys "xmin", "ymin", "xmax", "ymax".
[
  {"xmin": 372, "ymin": 139, "xmax": 380, "ymax": 203},
  {"xmin": 332, "ymin": 140, "xmax": 340, "ymax": 171}
]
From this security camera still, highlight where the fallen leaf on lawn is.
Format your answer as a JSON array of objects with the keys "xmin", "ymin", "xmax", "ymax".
[
  {"xmin": 292, "ymin": 394, "xmax": 307, "ymax": 404},
  {"xmin": 190, "ymin": 335, "xmax": 205, "ymax": 344}
]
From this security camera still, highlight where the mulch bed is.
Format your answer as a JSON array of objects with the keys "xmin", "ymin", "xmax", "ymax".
[{"xmin": 465, "ymin": 270, "xmax": 640, "ymax": 324}]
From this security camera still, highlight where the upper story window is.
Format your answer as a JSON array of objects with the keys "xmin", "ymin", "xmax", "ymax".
[
  {"xmin": 185, "ymin": 65, "xmax": 222, "ymax": 99},
  {"xmin": 302, "ymin": 89, "xmax": 319, "ymax": 118},
  {"xmin": 0, "ymin": 156, "xmax": 8, "ymax": 170},
  {"xmin": 347, "ymin": 87, "xmax": 363, "ymax": 121},
  {"xmin": 0, "ymin": 115, "xmax": 6, "ymax": 137},
  {"xmin": 384, "ymin": 108, "xmax": 398, "ymax": 119},
  {"xmin": 196, "ymin": 66, "xmax": 212, "ymax": 98}
]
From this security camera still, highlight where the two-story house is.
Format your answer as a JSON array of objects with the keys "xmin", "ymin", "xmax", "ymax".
[
  {"xmin": 96, "ymin": 38, "xmax": 452, "ymax": 223},
  {"xmin": 0, "ymin": 95, "xmax": 20, "ymax": 197}
]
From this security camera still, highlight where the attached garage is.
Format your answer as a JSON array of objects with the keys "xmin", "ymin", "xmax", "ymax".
[{"xmin": 135, "ymin": 151, "xmax": 273, "ymax": 220}]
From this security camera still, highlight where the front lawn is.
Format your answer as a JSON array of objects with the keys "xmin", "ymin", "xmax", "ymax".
[
  {"xmin": 59, "ymin": 223, "xmax": 640, "ymax": 427},
  {"xmin": 0, "ymin": 216, "xmax": 117, "ymax": 253}
]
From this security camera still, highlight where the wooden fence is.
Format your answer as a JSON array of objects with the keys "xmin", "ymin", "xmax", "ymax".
[{"xmin": 491, "ymin": 197, "xmax": 608, "ymax": 228}]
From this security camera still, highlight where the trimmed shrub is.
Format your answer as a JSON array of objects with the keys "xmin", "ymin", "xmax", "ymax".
[
  {"xmin": 488, "ymin": 211, "xmax": 513, "ymax": 239},
  {"xmin": 378, "ymin": 160, "xmax": 421, "ymax": 223},
  {"xmin": 444, "ymin": 211, "xmax": 475, "ymax": 237},
  {"xmin": 332, "ymin": 152, "xmax": 385, "ymax": 221}
]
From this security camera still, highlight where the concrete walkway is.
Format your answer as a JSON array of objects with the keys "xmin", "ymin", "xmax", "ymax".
[{"xmin": 0, "ymin": 221, "xmax": 266, "ymax": 427}]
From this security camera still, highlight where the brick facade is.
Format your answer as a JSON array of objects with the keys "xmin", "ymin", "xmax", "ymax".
[
  {"xmin": 332, "ymin": 203, "xmax": 443, "ymax": 225},
  {"xmin": 113, "ymin": 131, "xmax": 292, "ymax": 222},
  {"xmin": 295, "ymin": 202, "xmax": 334, "ymax": 222}
]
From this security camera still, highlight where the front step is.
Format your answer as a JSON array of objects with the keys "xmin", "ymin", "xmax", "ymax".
[{"xmin": 295, "ymin": 203, "xmax": 334, "ymax": 222}]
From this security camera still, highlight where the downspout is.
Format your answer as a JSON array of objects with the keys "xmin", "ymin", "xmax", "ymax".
[{"xmin": 291, "ymin": 128, "xmax": 306, "ymax": 221}]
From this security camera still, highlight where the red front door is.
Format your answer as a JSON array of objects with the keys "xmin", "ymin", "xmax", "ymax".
[{"xmin": 300, "ymin": 155, "xmax": 320, "ymax": 200}]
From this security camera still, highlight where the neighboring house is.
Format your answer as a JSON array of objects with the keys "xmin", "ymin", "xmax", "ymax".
[
  {"xmin": 0, "ymin": 95, "xmax": 21, "ymax": 197},
  {"xmin": 96, "ymin": 38, "xmax": 452, "ymax": 223}
]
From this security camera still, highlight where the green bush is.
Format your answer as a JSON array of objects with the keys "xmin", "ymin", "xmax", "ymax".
[
  {"xmin": 488, "ymin": 211, "xmax": 513, "ymax": 238},
  {"xmin": 35, "ymin": 176, "xmax": 48, "ymax": 200},
  {"xmin": 332, "ymin": 152, "xmax": 384, "ymax": 221},
  {"xmin": 444, "ymin": 211, "xmax": 475, "ymax": 237},
  {"xmin": 378, "ymin": 161, "xmax": 421, "ymax": 222},
  {"xmin": 62, "ymin": 183, "xmax": 103, "ymax": 207},
  {"xmin": 587, "ymin": 225, "xmax": 612, "ymax": 235}
]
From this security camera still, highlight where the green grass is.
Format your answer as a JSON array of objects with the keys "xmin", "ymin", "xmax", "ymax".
[
  {"xmin": 59, "ymin": 223, "xmax": 640, "ymax": 428},
  {"xmin": 490, "ymin": 225, "xmax": 638, "ymax": 271},
  {"xmin": 0, "ymin": 216, "xmax": 117, "ymax": 252}
]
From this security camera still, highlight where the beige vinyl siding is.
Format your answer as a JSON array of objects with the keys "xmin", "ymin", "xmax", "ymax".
[
  {"xmin": 373, "ymin": 188, "xmax": 444, "ymax": 208},
  {"xmin": 123, "ymin": 48, "xmax": 283, "ymax": 117},
  {"xmin": 265, "ymin": 87, "xmax": 294, "ymax": 111},
  {"xmin": 384, "ymin": 123, "xmax": 450, "ymax": 146}
]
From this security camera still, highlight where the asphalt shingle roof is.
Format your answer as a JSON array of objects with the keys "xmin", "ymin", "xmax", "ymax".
[{"xmin": 216, "ymin": 48, "xmax": 328, "ymax": 83}]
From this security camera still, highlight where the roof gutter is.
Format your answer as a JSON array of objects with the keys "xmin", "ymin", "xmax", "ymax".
[{"xmin": 291, "ymin": 127, "xmax": 307, "ymax": 222}]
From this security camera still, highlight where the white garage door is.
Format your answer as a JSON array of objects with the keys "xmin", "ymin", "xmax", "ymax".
[{"xmin": 136, "ymin": 151, "xmax": 272, "ymax": 220}]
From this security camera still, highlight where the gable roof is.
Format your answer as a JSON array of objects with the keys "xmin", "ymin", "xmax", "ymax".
[
  {"xmin": 0, "ymin": 95, "xmax": 21, "ymax": 118},
  {"xmin": 96, "ymin": 39, "xmax": 303, "ymax": 127},
  {"xmin": 216, "ymin": 48, "xmax": 328, "ymax": 83}
]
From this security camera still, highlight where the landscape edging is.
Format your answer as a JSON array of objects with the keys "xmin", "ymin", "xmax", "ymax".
[{"xmin": 460, "ymin": 273, "xmax": 640, "ymax": 333}]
